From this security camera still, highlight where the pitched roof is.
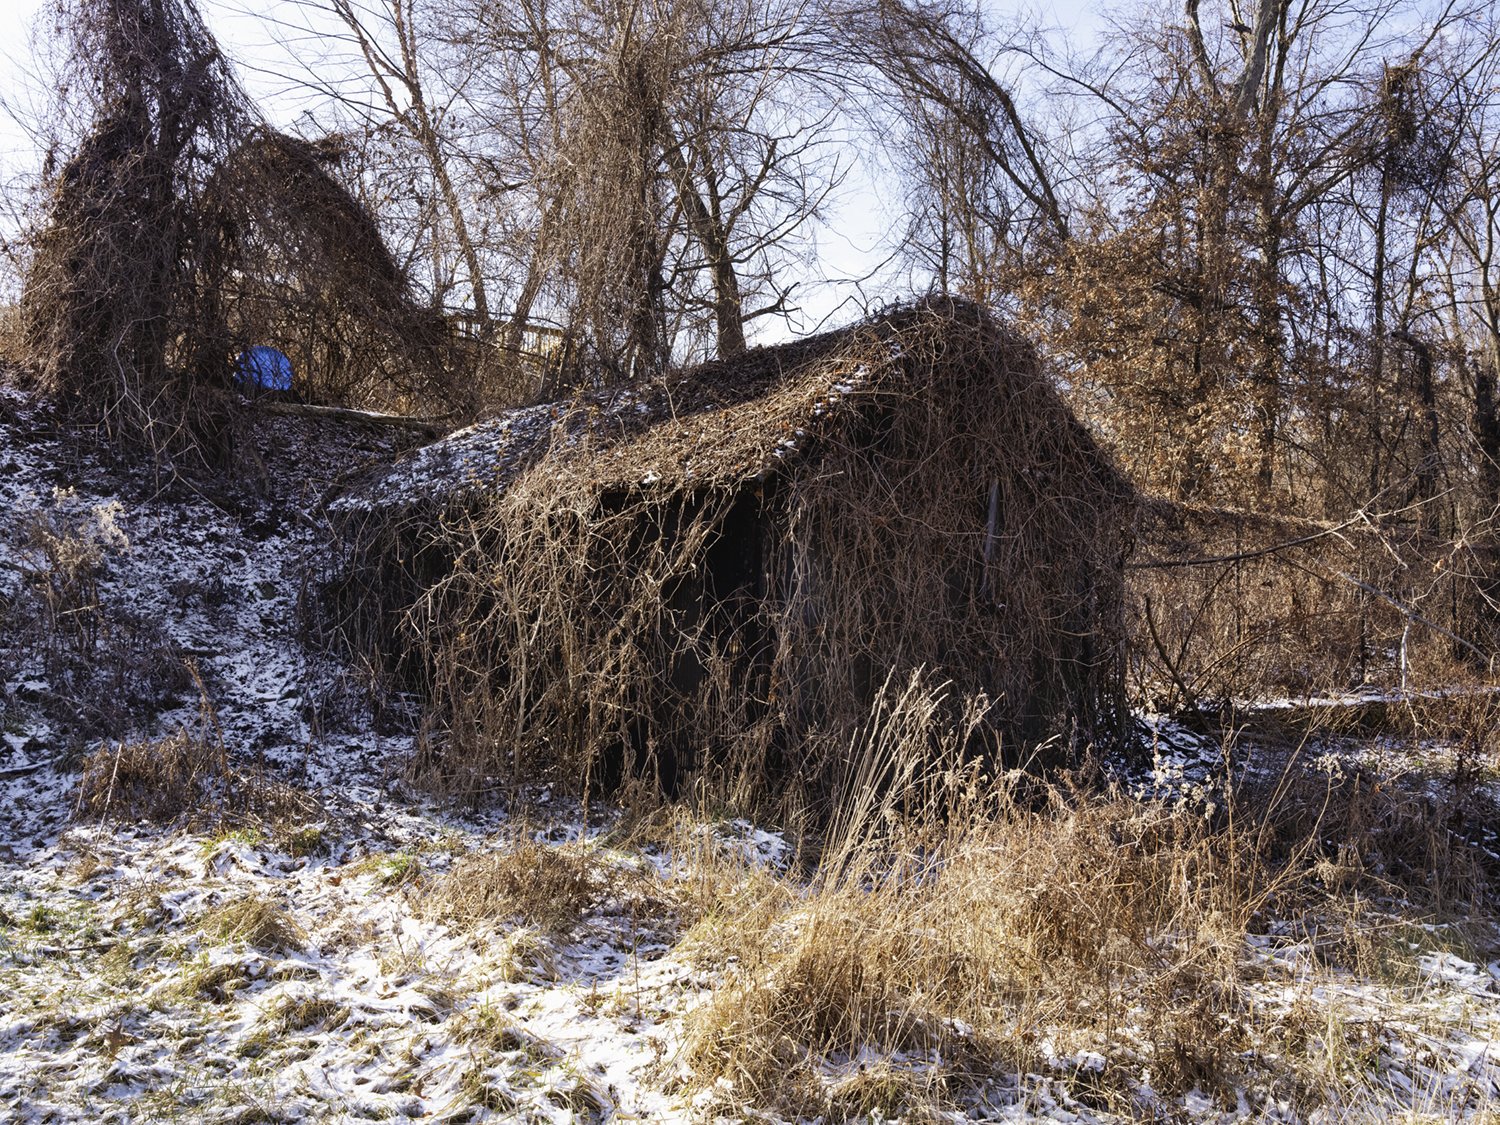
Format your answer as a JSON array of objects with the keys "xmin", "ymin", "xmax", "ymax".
[{"xmin": 333, "ymin": 299, "xmax": 1095, "ymax": 514}]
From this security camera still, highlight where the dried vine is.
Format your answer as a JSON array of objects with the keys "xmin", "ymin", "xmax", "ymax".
[
  {"xmin": 322, "ymin": 299, "xmax": 1136, "ymax": 816},
  {"xmin": 18, "ymin": 0, "xmax": 459, "ymax": 466}
]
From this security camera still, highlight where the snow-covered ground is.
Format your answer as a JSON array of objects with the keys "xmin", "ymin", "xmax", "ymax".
[
  {"xmin": 0, "ymin": 389, "xmax": 711, "ymax": 1121},
  {"xmin": 2, "ymin": 387, "xmax": 1499, "ymax": 1123}
]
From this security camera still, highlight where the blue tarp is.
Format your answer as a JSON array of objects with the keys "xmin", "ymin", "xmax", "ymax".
[{"xmin": 234, "ymin": 346, "xmax": 295, "ymax": 392}]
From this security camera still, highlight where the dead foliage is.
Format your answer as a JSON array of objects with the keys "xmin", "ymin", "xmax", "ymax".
[
  {"xmin": 17, "ymin": 0, "xmax": 461, "ymax": 465},
  {"xmin": 267, "ymin": 994, "xmax": 349, "ymax": 1033},
  {"xmin": 423, "ymin": 838, "xmax": 601, "ymax": 935},
  {"xmin": 676, "ymin": 676, "xmax": 1500, "ymax": 1121},
  {"xmin": 201, "ymin": 129, "xmax": 460, "ymax": 415},
  {"xmin": 22, "ymin": 504, "xmax": 113, "ymax": 665},
  {"xmin": 19, "ymin": 0, "xmax": 248, "ymax": 460},
  {"xmin": 74, "ymin": 728, "xmax": 228, "ymax": 824},
  {"xmin": 201, "ymin": 893, "xmax": 305, "ymax": 953},
  {"xmin": 1129, "ymin": 499, "xmax": 1500, "ymax": 708},
  {"xmin": 323, "ymin": 299, "xmax": 1135, "ymax": 816},
  {"xmin": 73, "ymin": 664, "xmax": 319, "ymax": 829}
]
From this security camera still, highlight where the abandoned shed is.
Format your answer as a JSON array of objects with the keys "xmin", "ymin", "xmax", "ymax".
[{"xmin": 322, "ymin": 298, "xmax": 1136, "ymax": 805}]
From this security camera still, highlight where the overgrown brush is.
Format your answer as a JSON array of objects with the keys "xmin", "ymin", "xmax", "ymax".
[
  {"xmin": 327, "ymin": 300, "xmax": 1134, "ymax": 816},
  {"xmin": 202, "ymin": 129, "xmax": 461, "ymax": 415},
  {"xmin": 1129, "ymin": 500, "xmax": 1500, "ymax": 707},
  {"xmin": 19, "ymin": 0, "xmax": 248, "ymax": 459},
  {"xmin": 676, "ymin": 675, "xmax": 1499, "ymax": 1120},
  {"xmin": 22, "ymin": 502, "xmax": 125, "ymax": 661},
  {"xmin": 1401, "ymin": 668, "xmax": 1500, "ymax": 799},
  {"xmin": 17, "ymin": 0, "xmax": 462, "ymax": 464},
  {"xmin": 201, "ymin": 893, "xmax": 305, "ymax": 953}
]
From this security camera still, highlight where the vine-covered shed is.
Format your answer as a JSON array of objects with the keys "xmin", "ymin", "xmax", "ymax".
[{"xmin": 325, "ymin": 298, "xmax": 1135, "ymax": 801}]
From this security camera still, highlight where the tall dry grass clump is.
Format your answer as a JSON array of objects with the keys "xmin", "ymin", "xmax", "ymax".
[
  {"xmin": 74, "ymin": 663, "xmax": 318, "ymax": 830},
  {"xmin": 424, "ymin": 837, "xmax": 602, "ymax": 935},
  {"xmin": 677, "ymin": 674, "xmax": 1498, "ymax": 1120},
  {"xmin": 74, "ymin": 726, "xmax": 229, "ymax": 824}
]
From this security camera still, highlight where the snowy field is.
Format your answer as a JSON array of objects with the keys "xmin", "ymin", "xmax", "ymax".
[{"xmin": 2, "ymin": 388, "xmax": 1500, "ymax": 1123}]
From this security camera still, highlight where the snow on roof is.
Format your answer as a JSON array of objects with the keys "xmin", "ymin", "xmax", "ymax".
[{"xmin": 333, "ymin": 322, "xmax": 879, "ymax": 514}]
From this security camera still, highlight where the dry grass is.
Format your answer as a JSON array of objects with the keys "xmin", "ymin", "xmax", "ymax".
[
  {"xmin": 74, "ymin": 728, "xmax": 231, "ymax": 824},
  {"xmin": 670, "ymin": 679, "xmax": 1499, "ymax": 1120},
  {"xmin": 74, "ymin": 723, "xmax": 319, "ymax": 832},
  {"xmin": 266, "ymin": 993, "xmax": 349, "ymax": 1034},
  {"xmin": 631, "ymin": 814, "xmax": 796, "ymax": 970},
  {"xmin": 73, "ymin": 663, "xmax": 320, "ymax": 831},
  {"xmin": 456, "ymin": 1003, "xmax": 559, "ymax": 1061},
  {"xmin": 175, "ymin": 958, "xmax": 253, "ymax": 1004},
  {"xmin": 423, "ymin": 837, "xmax": 602, "ymax": 935},
  {"xmin": 491, "ymin": 927, "xmax": 561, "ymax": 984},
  {"xmin": 201, "ymin": 893, "xmax": 305, "ymax": 953},
  {"xmin": 353, "ymin": 850, "xmax": 424, "ymax": 887},
  {"xmin": 680, "ymin": 795, "xmax": 1260, "ymax": 1116}
]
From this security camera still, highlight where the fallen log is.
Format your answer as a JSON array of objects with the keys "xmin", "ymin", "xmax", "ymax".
[{"xmin": 253, "ymin": 400, "xmax": 450, "ymax": 437}]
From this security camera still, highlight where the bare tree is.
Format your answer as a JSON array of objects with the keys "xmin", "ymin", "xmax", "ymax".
[
  {"xmin": 989, "ymin": 0, "xmax": 1488, "ymax": 508},
  {"xmin": 843, "ymin": 0, "xmax": 1069, "ymax": 259},
  {"xmin": 277, "ymin": 0, "xmax": 492, "ymax": 322},
  {"xmin": 337, "ymin": 0, "xmax": 491, "ymax": 321},
  {"xmin": 1435, "ymin": 20, "xmax": 1500, "ymax": 499},
  {"xmin": 451, "ymin": 0, "xmax": 840, "ymax": 381}
]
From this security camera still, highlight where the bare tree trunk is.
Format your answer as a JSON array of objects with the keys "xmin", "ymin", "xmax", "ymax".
[
  {"xmin": 664, "ymin": 137, "xmax": 746, "ymax": 357},
  {"xmin": 1368, "ymin": 167, "xmax": 1390, "ymax": 499},
  {"xmin": 1252, "ymin": 133, "xmax": 1283, "ymax": 500},
  {"xmin": 334, "ymin": 0, "xmax": 490, "ymax": 322}
]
